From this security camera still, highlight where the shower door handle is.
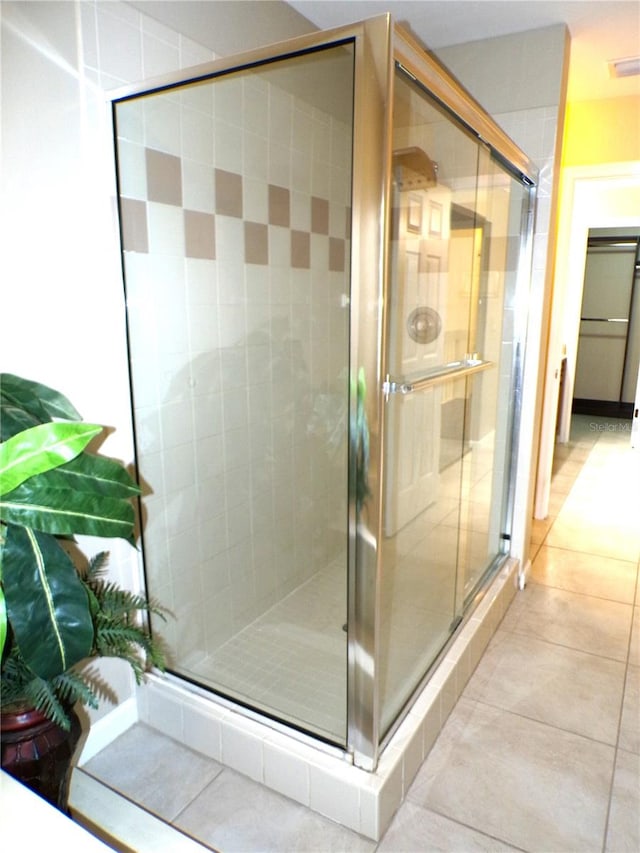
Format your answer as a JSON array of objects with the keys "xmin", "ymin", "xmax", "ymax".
[
  {"xmin": 383, "ymin": 358, "xmax": 493, "ymax": 400},
  {"xmin": 382, "ymin": 378, "xmax": 413, "ymax": 400}
]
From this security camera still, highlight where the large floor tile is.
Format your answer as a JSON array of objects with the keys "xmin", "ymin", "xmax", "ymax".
[
  {"xmin": 377, "ymin": 800, "xmax": 521, "ymax": 852},
  {"xmin": 406, "ymin": 699, "xmax": 615, "ymax": 853},
  {"xmin": 530, "ymin": 516, "xmax": 554, "ymax": 546},
  {"xmin": 501, "ymin": 582, "xmax": 633, "ymax": 660},
  {"xmin": 531, "ymin": 545, "xmax": 638, "ymax": 603},
  {"xmin": 618, "ymin": 665, "xmax": 639, "ymax": 754},
  {"xmin": 630, "ymin": 607, "xmax": 640, "ymax": 667},
  {"xmin": 555, "ymin": 446, "xmax": 594, "ymax": 465},
  {"xmin": 547, "ymin": 471, "xmax": 578, "ymax": 495},
  {"xmin": 174, "ymin": 768, "xmax": 375, "ymax": 852},
  {"xmin": 463, "ymin": 630, "xmax": 626, "ymax": 743},
  {"xmin": 605, "ymin": 749, "xmax": 640, "ymax": 853},
  {"xmin": 82, "ymin": 723, "xmax": 223, "ymax": 822},
  {"xmin": 547, "ymin": 491, "xmax": 568, "ymax": 515},
  {"xmin": 544, "ymin": 516, "xmax": 640, "ymax": 563}
]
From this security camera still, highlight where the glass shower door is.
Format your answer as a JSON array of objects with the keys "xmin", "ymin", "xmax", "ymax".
[
  {"xmin": 114, "ymin": 41, "xmax": 355, "ymax": 744},
  {"xmin": 379, "ymin": 65, "xmax": 529, "ymax": 736}
]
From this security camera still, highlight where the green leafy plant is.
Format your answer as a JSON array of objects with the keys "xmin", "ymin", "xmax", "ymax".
[{"xmin": 0, "ymin": 373, "xmax": 165, "ymax": 729}]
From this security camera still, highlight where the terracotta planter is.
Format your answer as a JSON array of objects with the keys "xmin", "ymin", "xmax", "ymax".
[{"xmin": 1, "ymin": 706, "xmax": 82, "ymax": 813}]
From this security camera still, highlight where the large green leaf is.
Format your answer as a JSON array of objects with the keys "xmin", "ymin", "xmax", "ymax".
[
  {"xmin": 2, "ymin": 525, "xmax": 94, "ymax": 679},
  {"xmin": 0, "ymin": 406, "xmax": 40, "ymax": 441},
  {"xmin": 0, "ymin": 422, "xmax": 102, "ymax": 495},
  {"xmin": 32, "ymin": 452, "xmax": 141, "ymax": 499},
  {"xmin": 0, "ymin": 373, "xmax": 82, "ymax": 423},
  {"xmin": 0, "ymin": 585, "xmax": 6, "ymax": 663},
  {"xmin": 0, "ymin": 483, "xmax": 136, "ymax": 541}
]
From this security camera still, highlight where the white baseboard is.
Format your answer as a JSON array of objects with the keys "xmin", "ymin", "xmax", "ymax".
[
  {"xmin": 77, "ymin": 697, "xmax": 139, "ymax": 764},
  {"xmin": 517, "ymin": 559, "xmax": 531, "ymax": 590}
]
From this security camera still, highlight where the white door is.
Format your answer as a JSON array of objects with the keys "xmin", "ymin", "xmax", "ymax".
[
  {"xmin": 632, "ymin": 362, "xmax": 640, "ymax": 449},
  {"xmin": 384, "ymin": 186, "xmax": 450, "ymax": 535}
]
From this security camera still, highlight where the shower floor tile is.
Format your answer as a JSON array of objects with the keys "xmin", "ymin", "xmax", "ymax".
[{"xmin": 185, "ymin": 558, "xmax": 348, "ymax": 741}]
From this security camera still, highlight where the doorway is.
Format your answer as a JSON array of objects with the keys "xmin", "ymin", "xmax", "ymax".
[
  {"xmin": 534, "ymin": 164, "xmax": 640, "ymax": 522},
  {"xmin": 573, "ymin": 229, "xmax": 640, "ymax": 419}
]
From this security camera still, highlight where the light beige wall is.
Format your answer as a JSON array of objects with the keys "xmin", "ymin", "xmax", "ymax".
[
  {"xmin": 538, "ymin": 89, "xmax": 640, "ymax": 512},
  {"xmin": 435, "ymin": 25, "xmax": 569, "ymax": 112},
  {"xmin": 437, "ymin": 25, "xmax": 571, "ymax": 568},
  {"xmin": 129, "ymin": 0, "xmax": 314, "ymax": 55},
  {"xmin": 563, "ymin": 95, "xmax": 640, "ymax": 167}
]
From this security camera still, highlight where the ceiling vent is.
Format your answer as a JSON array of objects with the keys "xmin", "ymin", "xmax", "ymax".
[{"xmin": 608, "ymin": 56, "xmax": 640, "ymax": 78}]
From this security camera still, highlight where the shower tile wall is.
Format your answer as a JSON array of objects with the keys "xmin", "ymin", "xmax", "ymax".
[{"xmin": 116, "ymin": 71, "xmax": 352, "ymax": 669}]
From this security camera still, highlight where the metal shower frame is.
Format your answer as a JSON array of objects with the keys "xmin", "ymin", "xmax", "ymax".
[{"xmin": 111, "ymin": 13, "xmax": 538, "ymax": 773}]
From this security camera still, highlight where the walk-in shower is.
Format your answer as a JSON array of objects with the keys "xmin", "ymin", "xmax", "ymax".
[{"xmin": 113, "ymin": 15, "xmax": 536, "ymax": 775}]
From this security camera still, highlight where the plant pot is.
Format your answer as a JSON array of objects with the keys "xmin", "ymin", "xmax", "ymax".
[{"xmin": 1, "ymin": 706, "xmax": 82, "ymax": 814}]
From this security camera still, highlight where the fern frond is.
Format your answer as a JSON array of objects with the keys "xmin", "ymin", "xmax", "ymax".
[
  {"xmin": 21, "ymin": 677, "xmax": 72, "ymax": 730},
  {"xmin": 51, "ymin": 669, "xmax": 99, "ymax": 711},
  {"xmin": 3, "ymin": 548, "xmax": 169, "ymax": 727},
  {"xmin": 89, "ymin": 580, "xmax": 166, "ymax": 620},
  {"xmin": 84, "ymin": 550, "xmax": 110, "ymax": 580}
]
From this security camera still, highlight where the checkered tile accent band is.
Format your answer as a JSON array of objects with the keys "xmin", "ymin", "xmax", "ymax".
[{"xmin": 120, "ymin": 147, "xmax": 349, "ymax": 273}]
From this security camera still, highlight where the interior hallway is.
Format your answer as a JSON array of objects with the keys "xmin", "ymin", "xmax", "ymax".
[{"xmin": 77, "ymin": 415, "xmax": 640, "ymax": 852}]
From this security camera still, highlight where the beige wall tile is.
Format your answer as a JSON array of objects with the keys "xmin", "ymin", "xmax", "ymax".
[
  {"xmin": 268, "ymin": 184, "xmax": 290, "ymax": 227},
  {"xmin": 244, "ymin": 221, "xmax": 268, "ymax": 265},
  {"xmin": 120, "ymin": 197, "xmax": 148, "ymax": 253},
  {"xmin": 311, "ymin": 196, "xmax": 329, "ymax": 234},
  {"xmin": 215, "ymin": 169, "xmax": 243, "ymax": 218},
  {"xmin": 146, "ymin": 148, "xmax": 182, "ymax": 206},
  {"xmin": 291, "ymin": 229, "xmax": 310, "ymax": 269},
  {"xmin": 184, "ymin": 210, "xmax": 215, "ymax": 259}
]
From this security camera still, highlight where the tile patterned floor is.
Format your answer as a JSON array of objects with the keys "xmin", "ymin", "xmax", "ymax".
[{"xmin": 79, "ymin": 415, "xmax": 640, "ymax": 851}]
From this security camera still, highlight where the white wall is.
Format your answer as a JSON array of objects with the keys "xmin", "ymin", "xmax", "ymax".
[{"xmin": 0, "ymin": 0, "xmax": 310, "ymax": 727}]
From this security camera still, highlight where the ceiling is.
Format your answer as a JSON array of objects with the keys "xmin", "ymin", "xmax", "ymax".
[{"xmin": 286, "ymin": 0, "xmax": 640, "ymax": 102}]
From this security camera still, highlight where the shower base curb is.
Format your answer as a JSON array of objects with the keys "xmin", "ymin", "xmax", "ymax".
[{"xmin": 127, "ymin": 557, "xmax": 520, "ymax": 840}]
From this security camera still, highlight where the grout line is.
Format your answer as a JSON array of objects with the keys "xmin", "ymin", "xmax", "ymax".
[
  {"xmin": 470, "ymin": 694, "xmax": 623, "ymax": 751},
  {"xmin": 545, "ymin": 417, "xmax": 638, "ymax": 853}
]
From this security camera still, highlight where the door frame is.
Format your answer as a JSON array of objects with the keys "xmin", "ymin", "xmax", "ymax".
[{"xmin": 534, "ymin": 161, "xmax": 640, "ymax": 519}]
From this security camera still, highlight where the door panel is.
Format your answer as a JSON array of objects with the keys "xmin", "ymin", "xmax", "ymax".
[
  {"xmin": 114, "ymin": 40, "xmax": 356, "ymax": 745},
  {"xmin": 385, "ymin": 184, "xmax": 450, "ymax": 535},
  {"xmin": 379, "ymin": 66, "xmax": 529, "ymax": 737},
  {"xmin": 575, "ymin": 240, "xmax": 638, "ymax": 409}
]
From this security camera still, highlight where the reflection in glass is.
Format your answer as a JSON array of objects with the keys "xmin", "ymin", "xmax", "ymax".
[{"xmin": 115, "ymin": 43, "xmax": 355, "ymax": 743}]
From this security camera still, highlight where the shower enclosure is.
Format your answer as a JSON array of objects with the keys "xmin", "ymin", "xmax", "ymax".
[{"xmin": 112, "ymin": 15, "xmax": 536, "ymax": 772}]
